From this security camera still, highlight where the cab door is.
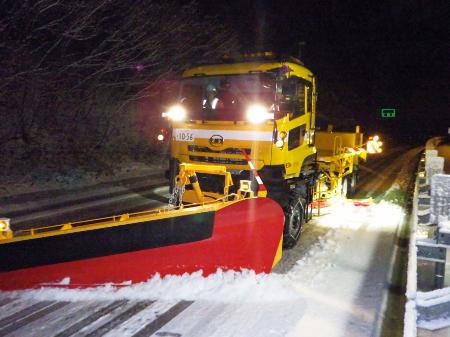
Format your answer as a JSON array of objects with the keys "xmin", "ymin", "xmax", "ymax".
[{"xmin": 282, "ymin": 76, "xmax": 314, "ymax": 178}]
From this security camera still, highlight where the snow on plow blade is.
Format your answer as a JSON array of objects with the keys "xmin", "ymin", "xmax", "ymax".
[{"xmin": 0, "ymin": 197, "xmax": 284, "ymax": 290}]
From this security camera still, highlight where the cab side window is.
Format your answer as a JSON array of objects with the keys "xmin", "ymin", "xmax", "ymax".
[
  {"xmin": 280, "ymin": 77, "xmax": 296, "ymax": 113},
  {"xmin": 281, "ymin": 77, "xmax": 311, "ymax": 119}
]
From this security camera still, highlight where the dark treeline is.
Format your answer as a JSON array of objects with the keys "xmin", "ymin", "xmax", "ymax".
[{"xmin": 0, "ymin": 0, "xmax": 238, "ymax": 175}]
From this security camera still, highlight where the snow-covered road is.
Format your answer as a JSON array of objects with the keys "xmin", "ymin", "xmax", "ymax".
[
  {"xmin": 0, "ymin": 172, "xmax": 168, "ymax": 230},
  {"xmin": 0, "ymin": 148, "xmax": 421, "ymax": 337}
]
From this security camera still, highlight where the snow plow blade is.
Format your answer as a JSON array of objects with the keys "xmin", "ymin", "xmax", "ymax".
[{"xmin": 0, "ymin": 180, "xmax": 284, "ymax": 290}]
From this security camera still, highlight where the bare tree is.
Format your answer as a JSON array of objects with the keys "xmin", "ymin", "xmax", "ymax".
[{"xmin": 0, "ymin": 0, "xmax": 239, "ymax": 172}]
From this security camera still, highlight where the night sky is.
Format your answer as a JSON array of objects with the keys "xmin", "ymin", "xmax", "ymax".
[{"xmin": 198, "ymin": 0, "xmax": 449, "ymax": 144}]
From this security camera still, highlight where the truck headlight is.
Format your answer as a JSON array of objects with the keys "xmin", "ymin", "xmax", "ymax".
[
  {"xmin": 162, "ymin": 105, "xmax": 187, "ymax": 121},
  {"xmin": 246, "ymin": 104, "xmax": 274, "ymax": 124}
]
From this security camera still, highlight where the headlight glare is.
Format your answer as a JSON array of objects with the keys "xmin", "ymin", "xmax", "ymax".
[
  {"xmin": 164, "ymin": 105, "xmax": 187, "ymax": 121},
  {"xmin": 246, "ymin": 104, "xmax": 274, "ymax": 124}
]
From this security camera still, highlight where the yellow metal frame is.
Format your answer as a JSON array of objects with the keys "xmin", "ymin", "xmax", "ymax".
[
  {"xmin": 1, "ymin": 164, "xmax": 251, "ymax": 244},
  {"xmin": 315, "ymin": 127, "xmax": 367, "ymax": 199},
  {"xmin": 176, "ymin": 163, "xmax": 234, "ymax": 204}
]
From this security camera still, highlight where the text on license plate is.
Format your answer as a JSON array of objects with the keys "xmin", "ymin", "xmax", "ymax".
[{"xmin": 175, "ymin": 130, "xmax": 194, "ymax": 142}]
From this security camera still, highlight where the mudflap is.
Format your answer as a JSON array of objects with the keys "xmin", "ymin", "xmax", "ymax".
[{"xmin": 0, "ymin": 198, "xmax": 284, "ymax": 290}]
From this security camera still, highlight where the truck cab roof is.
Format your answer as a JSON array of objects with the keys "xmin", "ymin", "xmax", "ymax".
[{"xmin": 182, "ymin": 61, "xmax": 314, "ymax": 81}]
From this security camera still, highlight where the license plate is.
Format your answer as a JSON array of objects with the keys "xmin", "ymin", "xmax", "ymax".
[{"xmin": 174, "ymin": 129, "xmax": 194, "ymax": 142}]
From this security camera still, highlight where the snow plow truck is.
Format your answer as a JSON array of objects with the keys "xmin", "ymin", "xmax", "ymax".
[
  {"xmin": 0, "ymin": 52, "xmax": 377, "ymax": 290},
  {"xmin": 164, "ymin": 52, "xmax": 371, "ymax": 248}
]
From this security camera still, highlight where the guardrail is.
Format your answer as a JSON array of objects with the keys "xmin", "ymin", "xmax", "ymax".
[{"xmin": 405, "ymin": 138, "xmax": 450, "ymax": 337}]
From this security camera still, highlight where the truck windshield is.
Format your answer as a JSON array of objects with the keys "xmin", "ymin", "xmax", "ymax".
[{"xmin": 179, "ymin": 74, "xmax": 276, "ymax": 121}]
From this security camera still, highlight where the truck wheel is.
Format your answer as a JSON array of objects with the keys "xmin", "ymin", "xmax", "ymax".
[
  {"xmin": 283, "ymin": 196, "xmax": 305, "ymax": 249},
  {"xmin": 341, "ymin": 177, "xmax": 349, "ymax": 198},
  {"xmin": 346, "ymin": 172, "xmax": 357, "ymax": 198}
]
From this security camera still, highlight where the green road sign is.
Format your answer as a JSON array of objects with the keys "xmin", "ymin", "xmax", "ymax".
[{"xmin": 381, "ymin": 108, "xmax": 396, "ymax": 118}]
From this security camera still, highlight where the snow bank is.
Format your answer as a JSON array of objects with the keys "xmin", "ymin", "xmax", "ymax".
[
  {"xmin": 404, "ymin": 160, "xmax": 422, "ymax": 337},
  {"xmin": 404, "ymin": 301, "xmax": 417, "ymax": 337},
  {"xmin": 12, "ymin": 269, "xmax": 303, "ymax": 304},
  {"xmin": 287, "ymin": 228, "xmax": 339, "ymax": 285}
]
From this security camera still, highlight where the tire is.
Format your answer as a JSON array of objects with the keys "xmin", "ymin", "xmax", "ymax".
[
  {"xmin": 283, "ymin": 196, "xmax": 306, "ymax": 249},
  {"xmin": 341, "ymin": 177, "xmax": 349, "ymax": 198},
  {"xmin": 346, "ymin": 171, "xmax": 358, "ymax": 198}
]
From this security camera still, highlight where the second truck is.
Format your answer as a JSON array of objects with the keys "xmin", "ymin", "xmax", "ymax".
[{"xmin": 163, "ymin": 52, "xmax": 370, "ymax": 248}]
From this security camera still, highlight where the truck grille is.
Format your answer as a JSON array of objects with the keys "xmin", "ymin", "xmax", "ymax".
[
  {"xmin": 188, "ymin": 146, "xmax": 251, "ymax": 155},
  {"xmin": 189, "ymin": 156, "xmax": 248, "ymax": 165}
]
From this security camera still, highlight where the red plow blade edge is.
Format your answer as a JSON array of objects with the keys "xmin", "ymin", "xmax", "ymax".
[{"xmin": 0, "ymin": 198, "xmax": 284, "ymax": 290}]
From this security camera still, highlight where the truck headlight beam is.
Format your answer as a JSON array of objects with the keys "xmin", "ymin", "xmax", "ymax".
[
  {"xmin": 246, "ymin": 104, "xmax": 274, "ymax": 124},
  {"xmin": 162, "ymin": 105, "xmax": 187, "ymax": 121}
]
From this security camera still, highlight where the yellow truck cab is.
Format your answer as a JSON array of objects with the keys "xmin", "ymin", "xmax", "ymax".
[{"xmin": 165, "ymin": 53, "xmax": 319, "ymax": 247}]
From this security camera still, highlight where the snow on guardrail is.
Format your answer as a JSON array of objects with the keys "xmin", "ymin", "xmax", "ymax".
[
  {"xmin": 404, "ymin": 138, "xmax": 450, "ymax": 337},
  {"xmin": 404, "ymin": 176, "xmax": 419, "ymax": 337}
]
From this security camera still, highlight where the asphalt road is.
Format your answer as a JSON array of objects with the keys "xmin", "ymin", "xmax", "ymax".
[{"xmin": 0, "ymin": 172, "xmax": 168, "ymax": 231}]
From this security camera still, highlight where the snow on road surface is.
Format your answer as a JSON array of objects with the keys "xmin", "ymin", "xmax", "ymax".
[
  {"xmin": 0, "ymin": 149, "xmax": 419, "ymax": 336},
  {"xmin": 0, "ymin": 200, "xmax": 405, "ymax": 337}
]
